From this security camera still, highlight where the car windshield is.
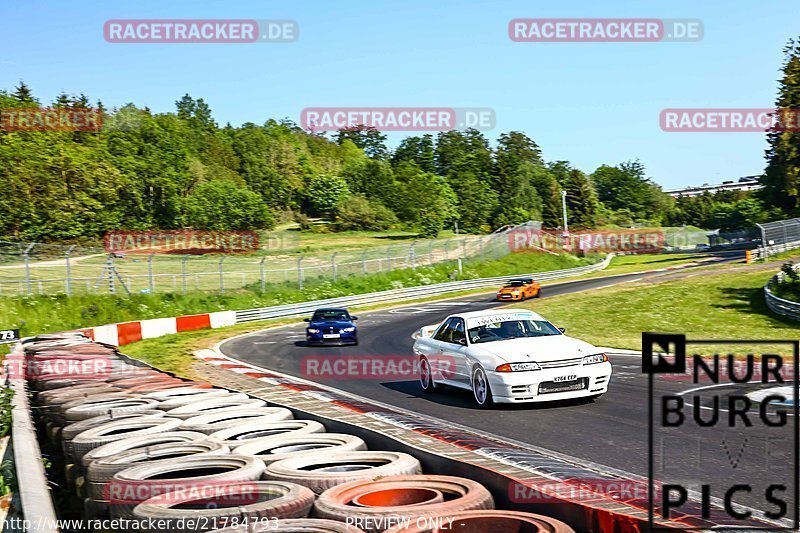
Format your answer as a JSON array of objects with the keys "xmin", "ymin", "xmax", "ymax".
[
  {"xmin": 312, "ymin": 310, "xmax": 350, "ymax": 321},
  {"xmin": 505, "ymin": 281, "xmax": 524, "ymax": 287},
  {"xmin": 468, "ymin": 319, "xmax": 561, "ymax": 344}
]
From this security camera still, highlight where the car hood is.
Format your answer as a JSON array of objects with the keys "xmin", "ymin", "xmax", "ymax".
[
  {"xmin": 308, "ymin": 320, "xmax": 355, "ymax": 328},
  {"xmin": 497, "ymin": 287, "xmax": 522, "ymax": 293},
  {"xmin": 469, "ymin": 335, "xmax": 598, "ymax": 363}
]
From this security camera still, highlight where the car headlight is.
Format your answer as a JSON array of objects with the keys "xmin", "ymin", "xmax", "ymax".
[
  {"xmin": 307, "ymin": 328, "xmax": 320, "ymax": 334},
  {"xmin": 496, "ymin": 362, "xmax": 541, "ymax": 372},
  {"xmin": 341, "ymin": 327, "xmax": 355, "ymax": 333},
  {"xmin": 583, "ymin": 353, "xmax": 608, "ymax": 365}
]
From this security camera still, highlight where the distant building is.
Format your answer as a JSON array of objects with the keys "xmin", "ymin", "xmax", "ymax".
[{"xmin": 665, "ymin": 175, "xmax": 762, "ymax": 198}]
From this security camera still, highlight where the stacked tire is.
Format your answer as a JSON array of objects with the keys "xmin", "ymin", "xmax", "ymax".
[{"xmin": 21, "ymin": 333, "xmax": 574, "ymax": 532}]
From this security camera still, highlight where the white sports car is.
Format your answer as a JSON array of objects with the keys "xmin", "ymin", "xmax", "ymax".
[{"xmin": 412, "ymin": 308, "xmax": 612, "ymax": 407}]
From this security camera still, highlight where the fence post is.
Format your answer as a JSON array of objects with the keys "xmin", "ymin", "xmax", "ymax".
[
  {"xmin": 182, "ymin": 255, "xmax": 189, "ymax": 295},
  {"xmin": 410, "ymin": 241, "xmax": 416, "ymax": 270},
  {"xmin": 23, "ymin": 243, "xmax": 34, "ymax": 296},
  {"xmin": 387, "ymin": 248, "xmax": 393, "ymax": 271},
  {"xmin": 362, "ymin": 250, "xmax": 367, "ymax": 274},
  {"xmin": 462, "ymin": 238, "xmax": 468, "ymax": 259},
  {"xmin": 260, "ymin": 256, "xmax": 267, "ymax": 292},
  {"xmin": 65, "ymin": 245, "xmax": 76, "ymax": 295},
  {"xmin": 443, "ymin": 240, "xmax": 449, "ymax": 260},
  {"xmin": 332, "ymin": 253, "xmax": 338, "ymax": 282},
  {"xmin": 148, "ymin": 254, "xmax": 155, "ymax": 293},
  {"xmin": 297, "ymin": 256, "xmax": 304, "ymax": 290},
  {"xmin": 218, "ymin": 256, "xmax": 225, "ymax": 293}
]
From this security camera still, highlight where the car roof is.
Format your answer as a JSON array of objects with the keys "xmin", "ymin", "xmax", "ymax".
[
  {"xmin": 447, "ymin": 308, "xmax": 546, "ymax": 322},
  {"xmin": 313, "ymin": 307, "xmax": 349, "ymax": 313}
]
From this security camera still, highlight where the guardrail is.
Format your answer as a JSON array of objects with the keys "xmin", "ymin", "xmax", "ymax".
[
  {"xmin": 751, "ymin": 239, "xmax": 800, "ymax": 261},
  {"xmin": 764, "ymin": 266, "xmax": 800, "ymax": 320},
  {"xmin": 4, "ymin": 350, "xmax": 60, "ymax": 533},
  {"xmin": 235, "ymin": 254, "xmax": 613, "ymax": 323}
]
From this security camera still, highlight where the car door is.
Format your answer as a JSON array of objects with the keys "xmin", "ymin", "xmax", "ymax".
[
  {"xmin": 439, "ymin": 317, "xmax": 471, "ymax": 387},
  {"xmin": 416, "ymin": 318, "xmax": 451, "ymax": 371}
]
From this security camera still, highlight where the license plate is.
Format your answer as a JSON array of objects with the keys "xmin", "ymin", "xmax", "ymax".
[
  {"xmin": 323, "ymin": 333, "xmax": 340, "ymax": 339},
  {"xmin": 553, "ymin": 374, "xmax": 577, "ymax": 382}
]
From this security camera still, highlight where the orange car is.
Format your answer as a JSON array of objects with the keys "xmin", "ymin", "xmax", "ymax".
[{"xmin": 496, "ymin": 278, "xmax": 541, "ymax": 301}]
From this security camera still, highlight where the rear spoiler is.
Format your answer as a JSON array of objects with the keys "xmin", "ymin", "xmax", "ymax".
[{"xmin": 411, "ymin": 323, "xmax": 440, "ymax": 340}]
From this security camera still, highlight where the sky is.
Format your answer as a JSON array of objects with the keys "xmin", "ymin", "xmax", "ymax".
[{"xmin": 1, "ymin": 0, "xmax": 797, "ymax": 189}]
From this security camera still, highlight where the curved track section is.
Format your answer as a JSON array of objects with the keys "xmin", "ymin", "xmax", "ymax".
[{"xmin": 221, "ymin": 252, "xmax": 786, "ymax": 513}]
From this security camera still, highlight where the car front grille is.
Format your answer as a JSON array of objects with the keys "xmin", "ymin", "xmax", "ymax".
[
  {"xmin": 537, "ymin": 357, "xmax": 582, "ymax": 369},
  {"xmin": 538, "ymin": 377, "xmax": 588, "ymax": 394}
]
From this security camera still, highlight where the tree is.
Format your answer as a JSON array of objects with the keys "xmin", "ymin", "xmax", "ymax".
[
  {"xmin": 392, "ymin": 163, "xmax": 458, "ymax": 237},
  {"xmin": 334, "ymin": 125, "xmax": 388, "ymax": 159},
  {"xmin": 183, "ymin": 180, "xmax": 273, "ymax": 230},
  {"xmin": 494, "ymin": 131, "xmax": 542, "ymax": 187},
  {"xmin": 11, "ymin": 81, "xmax": 36, "ymax": 104},
  {"xmin": 592, "ymin": 160, "xmax": 673, "ymax": 224},
  {"xmin": 564, "ymin": 167, "xmax": 599, "ymax": 229},
  {"xmin": 391, "ymin": 134, "xmax": 435, "ymax": 172},
  {"xmin": 305, "ymin": 175, "xmax": 350, "ymax": 216},
  {"xmin": 333, "ymin": 194, "xmax": 398, "ymax": 231},
  {"xmin": 760, "ymin": 39, "xmax": 800, "ymax": 213}
]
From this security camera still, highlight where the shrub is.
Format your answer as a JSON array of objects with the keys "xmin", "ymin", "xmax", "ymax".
[{"xmin": 333, "ymin": 195, "xmax": 398, "ymax": 231}]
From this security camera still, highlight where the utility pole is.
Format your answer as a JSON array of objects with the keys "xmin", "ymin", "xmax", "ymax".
[{"xmin": 561, "ymin": 190, "xmax": 569, "ymax": 235}]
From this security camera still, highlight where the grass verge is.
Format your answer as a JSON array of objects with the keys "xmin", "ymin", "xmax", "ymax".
[
  {"xmin": 2, "ymin": 251, "xmax": 596, "ymax": 337},
  {"xmin": 521, "ymin": 268, "xmax": 797, "ymax": 350}
]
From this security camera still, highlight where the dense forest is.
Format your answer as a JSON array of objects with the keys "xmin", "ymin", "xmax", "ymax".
[{"xmin": 2, "ymin": 39, "xmax": 798, "ymax": 242}]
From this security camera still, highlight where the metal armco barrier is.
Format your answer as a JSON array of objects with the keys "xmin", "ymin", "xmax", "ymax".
[
  {"xmin": 235, "ymin": 255, "xmax": 613, "ymax": 323},
  {"xmin": 5, "ymin": 353, "xmax": 60, "ymax": 533},
  {"xmin": 764, "ymin": 266, "xmax": 800, "ymax": 320}
]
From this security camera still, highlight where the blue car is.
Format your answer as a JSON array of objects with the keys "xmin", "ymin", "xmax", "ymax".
[{"xmin": 305, "ymin": 308, "xmax": 359, "ymax": 345}]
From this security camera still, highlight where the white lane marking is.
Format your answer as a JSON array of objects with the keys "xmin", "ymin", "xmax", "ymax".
[
  {"xmin": 253, "ymin": 341, "xmax": 278, "ymax": 345},
  {"xmin": 676, "ymin": 381, "xmax": 795, "ymax": 415}
]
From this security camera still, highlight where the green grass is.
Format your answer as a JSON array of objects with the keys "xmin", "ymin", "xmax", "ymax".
[
  {"xmin": 521, "ymin": 268, "xmax": 798, "ymax": 350},
  {"xmin": 4, "ymin": 250, "xmax": 595, "ymax": 338},
  {"xmin": 598, "ymin": 253, "xmax": 699, "ymax": 275}
]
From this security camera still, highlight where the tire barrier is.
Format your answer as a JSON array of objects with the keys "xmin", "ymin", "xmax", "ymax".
[
  {"xmin": 86, "ymin": 440, "xmax": 231, "ymax": 512},
  {"xmin": 16, "ymin": 331, "xmax": 576, "ymax": 533},
  {"xmin": 312, "ymin": 476, "xmax": 492, "ymax": 532},
  {"xmin": 108, "ymin": 455, "xmax": 267, "ymax": 518},
  {"xmin": 263, "ymin": 452, "xmax": 423, "ymax": 494},
  {"xmin": 180, "ymin": 408, "xmax": 295, "ymax": 435},
  {"xmin": 233, "ymin": 434, "xmax": 367, "ymax": 465},
  {"xmin": 132, "ymin": 481, "xmax": 316, "ymax": 532},
  {"xmin": 208, "ymin": 420, "xmax": 327, "ymax": 446},
  {"xmin": 164, "ymin": 397, "xmax": 268, "ymax": 419},
  {"xmin": 157, "ymin": 391, "xmax": 248, "ymax": 412}
]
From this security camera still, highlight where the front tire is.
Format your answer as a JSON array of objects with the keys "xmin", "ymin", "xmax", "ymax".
[
  {"xmin": 471, "ymin": 367, "xmax": 494, "ymax": 408},
  {"xmin": 419, "ymin": 357, "xmax": 443, "ymax": 393}
]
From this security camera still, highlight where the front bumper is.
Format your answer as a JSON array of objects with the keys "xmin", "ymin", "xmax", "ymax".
[
  {"xmin": 496, "ymin": 293, "xmax": 523, "ymax": 301},
  {"xmin": 306, "ymin": 332, "xmax": 358, "ymax": 345},
  {"xmin": 487, "ymin": 361, "xmax": 612, "ymax": 403}
]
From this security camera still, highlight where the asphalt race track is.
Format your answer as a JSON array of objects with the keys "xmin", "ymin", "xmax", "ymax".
[{"xmin": 221, "ymin": 251, "xmax": 796, "ymax": 515}]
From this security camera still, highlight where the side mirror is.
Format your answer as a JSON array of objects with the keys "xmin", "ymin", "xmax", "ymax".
[
  {"xmin": 351, "ymin": 316, "xmax": 358, "ymax": 321},
  {"xmin": 304, "ymin": 318, "xmax": 311, "ymax": 322},
  {"xmin": 558, "ymin": 327, "xmax": 566, "ymax": 333}
]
